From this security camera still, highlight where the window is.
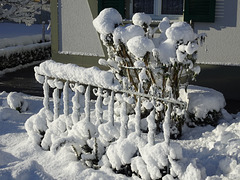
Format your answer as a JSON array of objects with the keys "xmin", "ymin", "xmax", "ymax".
[
  {"xmin": 130, "ymin": 0, "xmax": 183, "ymax": 21},
  {"xmin": 162, "ymin": 0, "xmax": 183, "ymax": 15},
  {"xmin": 184, "ymin": 0, "xmax": 216, "ymax": 22},
  {"xmin": 133, "ymin": 0, "xmax": 154, "ymax": 14},
  {"xmin": 98, "ymin": 0, "xmax": 216, "ymax": 22},
  {"xmin": 98, "ymin": 0, "xmax": 125, "ymax": 18}
]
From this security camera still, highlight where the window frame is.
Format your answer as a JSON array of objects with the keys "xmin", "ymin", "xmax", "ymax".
[{"xmin": 128, "ymin": 0, "xmax": 183, "ymax": 21}]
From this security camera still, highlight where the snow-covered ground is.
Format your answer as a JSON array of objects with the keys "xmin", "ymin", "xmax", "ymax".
[
  {"xmin": 0, "ymin": 23, "xmax": 50, "ymax": 39},
  {"xmin": 0, "ymin": 89, "xmax": 240, "ymax": 180}
]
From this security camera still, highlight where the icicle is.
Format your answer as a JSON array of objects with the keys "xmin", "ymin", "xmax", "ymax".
[
  {"xmin": 95, "ymin": 87, "xmax": 103, "ymax": 126},
  {"xmin": 147, "ymin": 99, "xmax": 156, "ymax": 145},
  {"xmin": 43, "ymin": 76, "xmax": 49, "ymax": 110},
  {"xmin": 84, "ymin": 85, "xmax": 91, "ymax": 122},
  {"xmin": 53, "ymin": 87, "xmax": 60, "ymax": 120},
  {"xmin": 135, "ymin": 83, "xmax": 141, "ymax": 137},
  {"xmin": 108, "ymin": 91, "xmax": 114, "ymax": 126},
  {"xmin": 63, "ymin": 81, "xmax": 69, "ymax": 116},
  {"xmin": 163, "ymin": 103, "xmax": 171, "ymax": 145},
  {"xmin": 72, "ymin": 83, "xmax": 80, "ymax": 124}
]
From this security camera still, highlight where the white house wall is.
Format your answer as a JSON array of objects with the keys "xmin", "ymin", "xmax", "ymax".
[
  {"xmin": 195, "ymin": 0, "xmax": 240, "ymax": 66},
  {"xmin": 58, "ymin": 0, "xmax": 105, "ymax": 57}
]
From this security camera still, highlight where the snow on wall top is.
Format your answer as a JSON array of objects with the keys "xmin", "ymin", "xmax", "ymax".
[
  {"xmin": 180, "ymin": 85, "xmax": 226, "ymax": 119},
  {"xmin": 34, "ymin": 60, "xmax": 121, "ymax": 89},
  {"xmin": 0, "ymin": 34, "xmax": 50, "ymax": 49}
]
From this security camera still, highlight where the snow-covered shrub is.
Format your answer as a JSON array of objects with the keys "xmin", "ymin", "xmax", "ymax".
[
  {"xmin": 93, "ymin": 8, "xmax": 207, "ymax": 138},
  {"xmin": 7, "ymin": 92, "xmax": 28, "ymax": 112}
]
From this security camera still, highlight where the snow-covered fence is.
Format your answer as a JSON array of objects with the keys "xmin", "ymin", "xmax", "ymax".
[
  {"xmin": 26, "ymin": 60, "xmax": 187, "ymax": 178},
  {"xmin": 33, "ymin": 60, "xmax": 185, "ymax": 137}
]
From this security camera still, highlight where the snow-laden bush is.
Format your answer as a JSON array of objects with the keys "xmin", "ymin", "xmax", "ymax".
[{"xmin": 93, "ymin": 8, "xmax": 207, "ymax": 138}]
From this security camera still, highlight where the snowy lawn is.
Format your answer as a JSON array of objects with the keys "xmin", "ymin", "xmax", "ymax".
[
  {"xmin": 0, "ymin": 23, "xmax": 50, "ymax": 39},
  {"xmin": 0, "ymin": 90, "xmax": 240, "ymax": 180}
]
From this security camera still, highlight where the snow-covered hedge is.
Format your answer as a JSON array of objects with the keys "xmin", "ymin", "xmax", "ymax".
[{"xmin": 0, "ymin": 35, "xmax": 51, "ymax": 70}]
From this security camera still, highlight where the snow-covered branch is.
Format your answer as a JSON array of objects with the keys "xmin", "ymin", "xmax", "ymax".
[{"xmin": 0, "ymin": 0, "xmax": 49, "ymax": 25}]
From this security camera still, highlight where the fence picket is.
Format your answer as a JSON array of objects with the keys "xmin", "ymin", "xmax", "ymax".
[
  {"xmin": 147, "ymin": 99, "xmax": 156, "ymax": 145},
  {"xmin": 63, "ymin": 81, "xmax": 69, "ymax": 116},
  {"xmin": 43, "ymin": 76, "xmax": 49, "ymax": 110},
  {"xmin": 95, "ymin": 87, "xmax": 103, "ymax": 126},
  {"xmin": 53, "ymin": 88, "xmax": 60, "ymax": 120},
  {"xmin": 84, "ymin": 85, "xmax": 91, "ymax": 122},
  {"xmin": 72, "ymin": 83, "xmax": 80, "ymax": 124},
  {"xmin": 108, "ymin": 91, "xmax": 114, "ymax": 126}
]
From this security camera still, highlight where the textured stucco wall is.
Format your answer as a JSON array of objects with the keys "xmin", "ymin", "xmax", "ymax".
[
  {"xmin": 58, "ymin": 0, "xmax": 104, "ymax": 57},
  {"xmin": 195, "ymin": 0, "xmax": 240, "ymax": 65}
]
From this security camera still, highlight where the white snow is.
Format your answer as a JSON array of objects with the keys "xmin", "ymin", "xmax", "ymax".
[
  {"xmin": 180, "ymin": 85, "xmax": 226, "ymax": 119},
  {"xmin": 34, "ymin": 60, "xmax": 121, "ymax": 90},
  {"xmin": 7, "ymin": 92, "xmax": 28, "ymax": 112},
  {"xmin": 1, "ymin": 86, "xmax": 240, "ymax": 180},
  {"xmin": 132, "ymin": 13, "xmax": 152, "ymax": 27},
  {"xmin": 0, "ymin": 34, "xmax": 50, "ymax": 49},
  {"xmin": 113, "ymin": 25, "xmax": 145, "ymax": 45},
  {"xmin": 93, "ymin": 8, "xmax": 122, "ymax": 35},
  {"xmin": 0, "ymin": 42, "xmax": 51, "ymax": 58},
  {"xmin": 166, "ymin": 22, "xmax": 197, "ymax": 43},
  {"xmin": 127, "ymin": 36, "xmax": 155, "ymax": 58}
]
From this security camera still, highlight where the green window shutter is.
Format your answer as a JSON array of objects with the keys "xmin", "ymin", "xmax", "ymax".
[
  {"xmin": 98, "ymin": 0, "xmax": 125, "ymax": 18},
  {"xmin": 184, "ymin": 0, "xmax": 216, "ymax": 22}
]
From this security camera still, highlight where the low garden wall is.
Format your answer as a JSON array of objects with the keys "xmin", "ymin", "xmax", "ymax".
[{"xmin": 0, "ymin": 34, "xmax": 51, "ymax": 70}]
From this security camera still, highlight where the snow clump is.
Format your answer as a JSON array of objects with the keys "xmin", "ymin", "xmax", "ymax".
[
  {"xmin": 93, "ymin": 8, "xmax": 122, "ymax": 35},
  {"xmin": 166, "ymin": 22, "xmax": 197, "ymax": 43},
  {"xmin": 112, "ymin": 25, "xmax": 145, "ymax": 45},
  {"xmin": 180, "ymin": 85, "xmax": 226, "ymax": 119},
  {"xmin": 127, "ymin": 36, "xmax": 155, "ymax": 58},
  {"xmin": 7, "ymin": 92, "xmax": 28, "ymax": 112},
  {"xmin": 132, "ymin": 12, "xmax": 152, "ymax": 27}
]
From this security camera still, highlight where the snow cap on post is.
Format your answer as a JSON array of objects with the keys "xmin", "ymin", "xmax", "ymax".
[
  {"xmin": 126, "ymin": 36, "xmax": 155, "ymax": 58},
  {"xmin": 166, "ymin": 22, "xmax": 197, "ymax": 43},
  {"xmin": 93, "ymin": 8, "xmax": 122, "ymax": 35},
  {"xmin": 132, "ymin": 12, "xmax": 152, "ymax": 27}
]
